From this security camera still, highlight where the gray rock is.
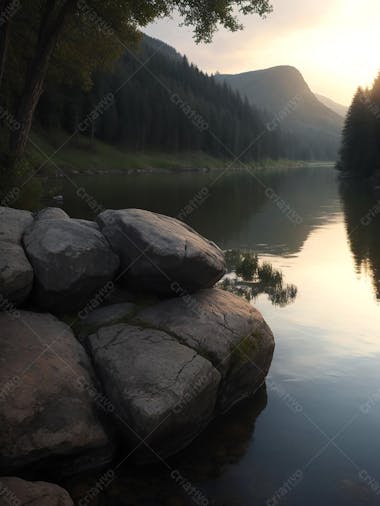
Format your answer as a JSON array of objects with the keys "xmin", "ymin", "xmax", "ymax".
[
  {"xmin": 73, "ymin": 218, "xmax": 99, "ymax": 230},
  {"xmin": 0, "ymin": 477, "xmax": 74, "ymax": 505},
  {"xmin": 35, "ymin": 207, "xmax": 69, "ymax": 221},
  {"xmin": 96, "ymin": 209, "xmax": 226, "ymax": 295},
  {"xmin": 0, "ymin": 207, "xmax": 33, "ymax": 244},
  {"xmin": 87, "ymin": 324, "xmax": 221, "ymax": 459},
  {"xmin": 78, "ymin": 302, "xmax": 136, "ymax": 337},
  {"xmin": 23, "ymin": 219, "xmax": 120, "ymax": 312},
  {"xmin": 0, "ymin": 242, "xmax": 33, "ymax": 305},
  {"xmin": 134, "ymin": 288, "xmax": 275, "ymax": 411},
  {"xmin": 0, "ymin": 311, "xmax": 111, "ymax": 473}
]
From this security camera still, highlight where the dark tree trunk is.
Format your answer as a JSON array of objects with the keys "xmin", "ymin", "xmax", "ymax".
[
  {"xmin": 0, "ymin": 0, "xmax": 13, "ymax": 92},
  {"xmin": 9, "ymin": 0, "xmax": 76, "ymax": 165}
]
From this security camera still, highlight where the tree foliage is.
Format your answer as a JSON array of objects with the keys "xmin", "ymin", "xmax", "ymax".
[
  {"xmin": 36, "ymin": 35, "xmax": 308, "ymax": 162},
  {"xmin": 221, "ymin": 249, "xmax": 297, "ymax": 307},
  {"xmin": 338, "ymin": 73, "xmax": 380, "ymax": 178},
  {"xmin": 0, "ymin": 0, "xmax": 273, "ymax": 167}
]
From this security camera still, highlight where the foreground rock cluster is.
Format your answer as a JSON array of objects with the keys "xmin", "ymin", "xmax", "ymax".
[{"xmin": 0, "ymin": 206, "xmax": 275, "ymax": 504}]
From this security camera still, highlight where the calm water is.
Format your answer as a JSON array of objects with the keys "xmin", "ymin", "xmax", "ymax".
[{"xmin": 60, "ymin": 167, "xmax": 380, "ymax": 505}]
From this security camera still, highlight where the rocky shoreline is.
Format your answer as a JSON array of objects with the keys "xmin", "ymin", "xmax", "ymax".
[{"xmin": 0, "ymin": 206, "xmax": 275, "ymax": 504}]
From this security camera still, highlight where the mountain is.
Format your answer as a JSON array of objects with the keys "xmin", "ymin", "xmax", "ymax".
[
  {"xmin": 36, "ymin": 39, "xmax": 306, "ymax": 163},
  {"xmin": 36, "ymin": 41, "xmax": 336, "ymax": 163},
  {"xmin": 215, "ymin": 66, "xmax": 344, "ymax": 160},
  {"xmin": 315, "ymin": 94, "xmax": 348, "ymax": 117}
]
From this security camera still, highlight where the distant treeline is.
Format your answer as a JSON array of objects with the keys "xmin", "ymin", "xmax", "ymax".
[
  {"xmin": 338, "ymin": 73, "xmax": 380, "ymax": 177},
  {"xmin": 36, "ymin": 36, "xmax": 314, "ymax": 162}
]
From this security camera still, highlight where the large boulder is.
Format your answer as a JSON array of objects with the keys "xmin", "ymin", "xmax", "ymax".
[
  {"xmin": 0, "ymin": 311, "xmax": 111, "ymax": 473},
  {"xmin": 85, "ymin": 289, "xmax": 274, "ymax": 459},
  {"xmin": 23, "ymin": 219, "xmax": 119, "ymax": 312},
  {"xmin": 0, "ymin": 206, "xmax": 33, "ymax": 244},
  {"xmin": 87, "ymin": 324, "xmax": 221, "ymax": 459},
  {"xmin": 96, "ymin": 209, "xmax": 226, "ymax": 295},
  {"xmin": 0, "ymin": 242, "xmax": 33, "ymax": 305},
  {"xmin": 0, "ymin": 207, "xmax": 34, "ymax": 307},
  {"xmin": 0, "ymin": 477, "xmax": 74, "ymax": 505},
  {"xmin": 134, "ymin": 288, "xmax": 275, "ymax": 411}
]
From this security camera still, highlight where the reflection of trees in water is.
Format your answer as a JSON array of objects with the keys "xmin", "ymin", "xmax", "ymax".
[
  {"xmin": 339, "ymin": 180, "xmax": 380, "ymax": 300},
  {"xmin": 219, "ymin": 250, "xmax": 297, "ymax": 307}
]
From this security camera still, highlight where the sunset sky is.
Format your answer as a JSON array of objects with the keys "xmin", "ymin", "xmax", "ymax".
[{"xmin": 146, "ymin": 0, "xmax": 380, "ymax": 105}]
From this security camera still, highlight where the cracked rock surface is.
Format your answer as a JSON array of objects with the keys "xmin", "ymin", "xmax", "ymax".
[
  {"xmin": 87, "ymin": 323, "xmax": 221, "ymax": 459},
  {"xmin": 0, "ymin": 206, "xmax": 275, "ymax": 467},
  {"xmin": 96, "ymin": 208, "xmax": 226, "ymax": 295},
  {"xmin": 77, "ymin": 302, "xmax": 136, "ymax": 339},
  {"xmin": 85, "ymin": 289, "xmax": 274, "ymax": 459},
  {"xmin": 134, "ymin": 288, "xmax": 275, "ymax": 411}
]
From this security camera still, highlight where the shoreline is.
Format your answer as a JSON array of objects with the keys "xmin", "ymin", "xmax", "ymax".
[
  {"xmin": 28, "ymin": 128, "xmax": 336, "ymax": 178},
  {"xmin": 51, "ymin": 160, "xmax": 336, "ymax": 177}
]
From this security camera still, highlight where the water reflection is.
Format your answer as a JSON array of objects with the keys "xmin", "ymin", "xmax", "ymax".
[
  {"xmin": 220, "ymin": 249, "xmax": 298, "ymax": 307},
  {"xmin": 22, "ymin": 167, "xmax": 380, "ymax": 505},
  {"xmin": 61, "ymin": 166, "xmax": 340, "ymax": 256},
  {"xmin": 64, "ymin": 388, "xmax": 268, "ymax": 506},
  {"xmin": 339, "ymin": 180, "xmax": 380, "ymax": 300}
]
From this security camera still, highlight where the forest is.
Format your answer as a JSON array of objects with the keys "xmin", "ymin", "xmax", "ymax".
[
  {"xmin": 338, "ymin": 72, "xmax": 380, "ymax": 178},
  {"xmin": 0, "ymin": 1, "xmax": 340, "ymax": 182},
  {"xmin": 0, "ymin": 1, "xmax": 274, "ymax": 177},
  {"xmin": 34, "ymin": 35, "xmax": 308, "ymax": 163}
]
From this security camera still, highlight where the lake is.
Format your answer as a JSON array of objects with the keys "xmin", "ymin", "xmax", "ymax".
[{"xmin": 60, "ymin": 166, "xmax": 380, "ymax": 505}]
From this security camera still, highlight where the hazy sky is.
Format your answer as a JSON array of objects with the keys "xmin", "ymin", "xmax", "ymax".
[{"xmin": 146, "ymin": 0, "xmax": 380, "ymax": 105}]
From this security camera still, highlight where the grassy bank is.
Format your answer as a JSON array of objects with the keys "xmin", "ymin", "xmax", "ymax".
[{"xmin": 26, "ymin": 128, "xmax": 325, "ymax": 175}]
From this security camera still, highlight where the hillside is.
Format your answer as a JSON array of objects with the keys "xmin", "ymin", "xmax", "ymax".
[
  {"xmin": 215, "ymin": 66, "xmax": 344, "ymax": 160},
  {"xmin": 143, "ymin": 34, "xmax": 183, "ymax": 61},
  {"xmin": 35, "ymin": 40, "xmax": 333, "ymax": 165},
  {"xmin": 27, "ymin": 128, "xmax": 307, "ymax": 175},
  {"xmin": 36, "ymin": 36, "xmax": 289, "ymax": 165},
  {"xmin": 315, "ymin": 94, "xmax": 348, "ymax": 117}
]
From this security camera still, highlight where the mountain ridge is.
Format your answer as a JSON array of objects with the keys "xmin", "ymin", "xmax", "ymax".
[
  {"xmin": 215, "ymin": 65, "xmax": 343, "ymax": 159},
  {"xmin": 36, "ymin": 36, "xmax": 341, "ymax": 163},
  {"xmin": 315, "ymin": 93, "xmax": 348, "ymax": 117}
]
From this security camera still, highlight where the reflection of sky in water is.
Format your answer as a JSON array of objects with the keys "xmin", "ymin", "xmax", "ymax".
[
  {"xmin": 187, "ymin": 174, "xmax": 380, "ymax": 505},
  {"xmin": 64, "ymin": 168, "xmax": 380, "ymax": 505},
  {"xmin": 258, "ymin": 220, "xmax": 380, "ymax": 363},
  {"xmin": 220, "ymin": 216, "xmax": 380, "ymax": 506}
]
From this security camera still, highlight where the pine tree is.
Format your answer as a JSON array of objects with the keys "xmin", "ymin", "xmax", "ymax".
[{"xmin": 338, "ymin": 87, "xmax": 375, "ymax": 177}]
